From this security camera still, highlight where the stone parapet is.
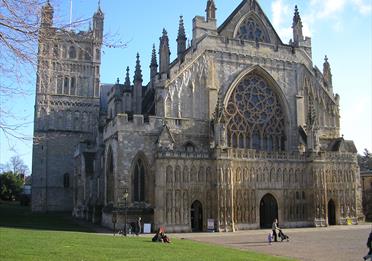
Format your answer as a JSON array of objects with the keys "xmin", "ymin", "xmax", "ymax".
[
  {"xmin": 156, "ymin": 148, "xmax": 210, "ymax": 159},
  {"xmin": 215, "ymin": 148, "xmax": 307, "ymax": 161},
  {"xmin": 315, "ymin": 151, "xmax": 357, "ymax": 162}
]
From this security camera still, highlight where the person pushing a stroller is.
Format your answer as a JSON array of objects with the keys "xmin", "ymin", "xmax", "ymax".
[
  {"xmin": 278, "ymin": 228, "xmax": 289, "ymax": 242},
  {"xmin": 272, "ymin": 218, "xmax": 289, "ymax": 242}
]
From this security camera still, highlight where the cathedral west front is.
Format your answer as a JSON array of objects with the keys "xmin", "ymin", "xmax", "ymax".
[{"xmin": 32, "ymin": 0, "xmax": 363, "ymax": 232}]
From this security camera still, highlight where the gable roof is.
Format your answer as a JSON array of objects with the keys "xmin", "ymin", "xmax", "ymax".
[
  {"xmin": 320, "ymin": 138, "xmax": 357, "ymax": 153},
  {"xmin": 156, "ymin": 124, "xmax": 175, "ymax": 148},
  {"xmin": 217, "ymin": 0, "xmax": 284, "ymax": 45}
]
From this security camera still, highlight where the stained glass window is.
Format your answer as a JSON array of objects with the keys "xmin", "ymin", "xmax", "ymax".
[
  {"xmin": 225, "ymin": 74, "xmax": 286, "ymax": 151},
  {"xmin": 236, "ymin": 17, "xmax": 269, "ymax": 43}
]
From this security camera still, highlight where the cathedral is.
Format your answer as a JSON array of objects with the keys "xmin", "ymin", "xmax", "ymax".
[{"xmin": 32, "ymin": 0, "xmax": 363, "ymax": 232}]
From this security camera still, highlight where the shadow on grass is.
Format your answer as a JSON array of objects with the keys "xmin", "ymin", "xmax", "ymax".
[{"xmin": 0, "ymin": 201, "xmax": 95, "ymax": 233}]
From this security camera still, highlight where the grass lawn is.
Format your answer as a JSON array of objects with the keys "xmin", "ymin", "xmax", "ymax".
[{"xmin": 0, "ymin": 202, "xmax": 295, "ymax": 261}]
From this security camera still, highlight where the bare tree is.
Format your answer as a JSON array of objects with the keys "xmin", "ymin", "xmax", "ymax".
[
  {"xmin": 0, "ymin": 155, "xmax": 30, "ymax": 175},
  {"xmin": 358, "ymin": 149, "xmax": 372, "ymax": 171},
  {"xmin": 0, "ymin": 0, "xmax": 126, "ymax": 142},
  {"xmin": 0, "ymin": 0, "xmax": 43, "ymax": 140}
]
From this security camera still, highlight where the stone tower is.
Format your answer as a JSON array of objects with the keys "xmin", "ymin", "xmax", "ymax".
[{"xmin": 31, "ymin": 1, "xmax": 104, "ymax": 211}]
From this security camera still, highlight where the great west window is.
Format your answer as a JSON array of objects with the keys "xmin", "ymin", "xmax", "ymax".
[{"xmin": 225, "ymin": 74, "xmax": 286, "ymax": 151}]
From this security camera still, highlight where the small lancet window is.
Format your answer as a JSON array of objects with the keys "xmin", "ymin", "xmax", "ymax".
[
  {"xmin": 133, "ymin": 159, "xmax": 145, "ymax": 202},
  {"xmin": 63, "ymin": 173, "xmax": 70, "ymax": 188}
]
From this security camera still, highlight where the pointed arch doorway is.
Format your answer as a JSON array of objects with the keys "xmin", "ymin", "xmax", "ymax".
[
  {"xmin": 260, "ymin": 194, "xmax": 278, "ymax": 229},
  {"xmin": 328, "ymin": 199, "xmax": 336, "ymax": 225},
  {"xmin": 191, "ymin": 200, "xmax": 203, "ymax": 232}
]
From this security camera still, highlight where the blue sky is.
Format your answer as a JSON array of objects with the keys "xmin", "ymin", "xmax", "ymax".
[{"xmin": 0, "ymin": 0, "xmax": 371, "ymax": 169}]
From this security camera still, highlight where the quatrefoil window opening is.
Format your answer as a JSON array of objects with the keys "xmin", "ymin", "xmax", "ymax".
[
  {"xmin": 236, "ymin": 17, "xmax": 268, "ymax": 43},
  {"xmin": 226, "ymin": 74, "xmax": 286, "ymax": 151}
]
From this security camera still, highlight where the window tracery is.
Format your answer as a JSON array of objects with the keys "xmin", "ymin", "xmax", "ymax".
[
  {"xmin": 225, "ymin": 74, "xmax": 286, "ymax": 151},
  {"xmin": 236, "ymin": 17, "xmax": 269, "ymax": 43}
]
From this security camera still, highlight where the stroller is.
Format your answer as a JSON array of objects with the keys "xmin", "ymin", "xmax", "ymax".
[{"xmin": 278, "ymin": 229, "xmax": 289, "ymax": 242}]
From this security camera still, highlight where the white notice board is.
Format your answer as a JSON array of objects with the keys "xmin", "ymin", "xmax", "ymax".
[{"xmin": 143, "ymin": 223, "xmax": 151, "ymax": 234}]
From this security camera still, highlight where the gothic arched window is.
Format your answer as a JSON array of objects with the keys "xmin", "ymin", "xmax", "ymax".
[
  {"xmin": 63, "ymin": 77, "xmax": 69, "ymax": 95},
  {"xmin": 85, "ymin": 47, "xmax": 92, "ymax": 61},
  {"xmin": 69, "ymin": 46, "xmax": 76, "ymax": 59},
  {"xmin": 63, "ymin": 173, "xmax": 70, "ymax": 188},
  {"xmin": 236, "ymin": 17, "xmax": 269, "ymax": 43},
  {"xmin": 53, "ymin": 44, "xmax": 59, "ymax": 58},
  {"xmin": 106, "ymin": 148, "xmax": 114, "ymax": 204},
  {"xmin": 225, "ymin": 74, "xmax": 286, "ymax": 151},
  {"xmin": 70, "ymin": 77, "xmax": 76, "ymax": 96},
  {"xmin": 133, "ymin": 159, "xmax": 145, "ymax": 202},
  {"xmin": 184, "ymin": 142, "xmax": 196, "ymax": 152}
]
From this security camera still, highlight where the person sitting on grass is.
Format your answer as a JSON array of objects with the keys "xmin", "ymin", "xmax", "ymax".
[{"xmin": 152, "ymin": 227, "xmax": 171, "ymax": 243}]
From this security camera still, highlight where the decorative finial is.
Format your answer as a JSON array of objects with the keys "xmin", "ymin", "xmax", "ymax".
[
  {"xmin": 159, "ymin": 28, "xmax": 170, "ymax": 51},
  {"xmin": 293, "ymin": 5, "xmax": 301, "ymax": 24},
  {"xmin": 95, "ymin": 0, "xmax": 103, "ymax": 15},
  {"xmin": 151, "ymin": 44, "xmax": 157, "ymax": 66},
  {"xmin": 162, "ymin": 28, "xmax": 168, "ymax": 36},
  {"xmin": 177, "ymin": 15, "xmax": 187, "ymax": 60},
  {"xmin": 292, "ymin": 5, "xmax": 303, "ymax": 46},
  {"xmin": 125, "ymin": 66, "xmax": 130, "ymax": 86},
  {"xmin": 206, "ymin": 0, "xmax": 217, "ymax": 21},
  {"xmin": 116, "ymin": 77, "xmax": 120, "ymax": 84},
  {"xmin": 323, "ymin": 55, "xmax": 332, "ymax": 89},
  {"xmin": 134, "ymin": 53, "xmax": 143, "ymax": 83},
  {"xmin": 178, "ymin": 16, "xmax": 186, "ymax": 38}
]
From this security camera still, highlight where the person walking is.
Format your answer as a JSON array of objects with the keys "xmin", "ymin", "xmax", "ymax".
[
  {"xmin": 363, "ymin": 230, "xmax": 372, "ymax": 260},
  {"xmin": 272, "ymin": 218, "xmax": 279, "ymax": 242},
  {"xmin": 268, "ymin": 232, "xmax": 273, "ymax": 245},
  {"xmin": 136, "ymin": 217, "xmax": 142, "ymax": 236}
]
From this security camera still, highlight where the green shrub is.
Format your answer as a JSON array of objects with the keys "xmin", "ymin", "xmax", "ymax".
[{"xmin": 0, "ymin": 172, "xmax": 24, "ymax": 201}]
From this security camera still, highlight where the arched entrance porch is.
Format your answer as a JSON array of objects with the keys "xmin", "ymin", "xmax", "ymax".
[
  {"xmin": 260, "ymin": 193, "xmax": 278, "ymax": 229},
  {"xmin": 328, "ymin": 199, "xmax": 336, "ymax": 225},
  {"xmin": 191, "ymin": 200, "xmax": 203, "ymax": 232}
]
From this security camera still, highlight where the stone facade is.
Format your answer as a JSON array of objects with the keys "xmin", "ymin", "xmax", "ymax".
[
  {"xmin": 32, "ymin": 2, "xmax": 103, "ymax": 211},
  {"xmin": 33, "ymin": 0, "xmax": 363, "ymax": 231},
  {"xmin": 361, "ymin": 170, "xmax": 372, "ymax": 221}
]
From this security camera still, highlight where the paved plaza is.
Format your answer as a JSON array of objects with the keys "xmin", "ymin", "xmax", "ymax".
[{"xmin": 172, "ymin": 224, "xmax": 371, "ymax": 261}]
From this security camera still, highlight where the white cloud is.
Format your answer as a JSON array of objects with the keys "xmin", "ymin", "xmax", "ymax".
[
  {"xmin": 310, "ymin": 0, "xmax": 347, "ymax": 18},
  {"xmin": 271, "ymin": 0, "xmax": 292, "ymax": 42},
  {"xmin": 269, "ymin": 0, "xmax": 370, "ymax": 42},
  {"xmin": 341, "ymin": 96, "xmax": 372, "ymax": 153},
  {"xmin": 351, "ymin": 0, "xmax": 372, "ymax": 15},
  {"xmin": 300, "ymin": 0, "xmax": 371, "ymax": 36},
  {"xmin": 309, "ymin": 0, "xmax": 371, "ymax": 18}
]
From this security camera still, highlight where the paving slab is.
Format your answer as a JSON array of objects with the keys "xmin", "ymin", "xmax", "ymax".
[{"xmin": 171, "ymin": 224, "xmax": 372, "ymax": 261}]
